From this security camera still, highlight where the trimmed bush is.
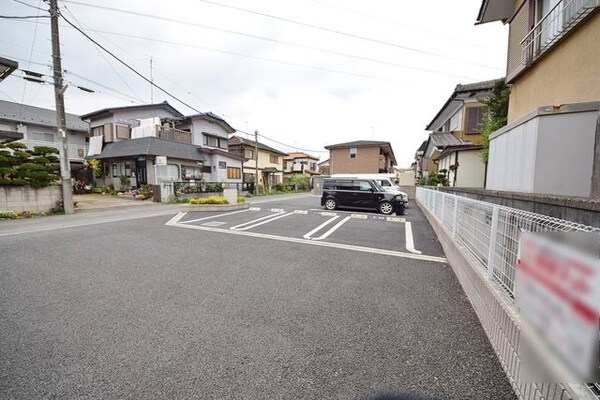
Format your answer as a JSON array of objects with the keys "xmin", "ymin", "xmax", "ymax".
[{"xmin": 189, "ymin": 196, "xmax": 229, "ymax": 205}]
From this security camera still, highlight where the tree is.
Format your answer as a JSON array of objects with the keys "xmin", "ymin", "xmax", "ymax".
[{"xmin": 480, "ymin": 79, "xmax": 510, "ymax": 164}]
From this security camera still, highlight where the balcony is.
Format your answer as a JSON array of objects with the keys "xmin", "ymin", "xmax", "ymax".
[
  {"xmin": 507, "ymin": 0, "xmax": 598, "ymax": 81},
  {"xmin": 157, "ymin": 127, "xmax": 192, "ymax": 144}
]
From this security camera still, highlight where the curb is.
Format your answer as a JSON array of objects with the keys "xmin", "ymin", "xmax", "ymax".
[{"xmin": 180, "ymin": 203, "xmax": 249, "ymax": 212}]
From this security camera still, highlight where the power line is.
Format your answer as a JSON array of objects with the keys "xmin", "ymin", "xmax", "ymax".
[
  {"xmin": 59, "ymin": 1, "xmax": 143, "ymax": 102},
  {"xmin": 59, "ymin": 13, "xmax": 204, "ymax": 114},
  {"xmin": 12, "ymin": 0, "xmax": 45, "ymax": 12},
  {"xmin": 236, "ymin": 129, "xmax": 327, "ymax": 153},
  {"xmin": 62, "ymin": 0, "xmax": 500, "ymax": 73},
  {"xmin": 189, "ymin": 0, "xmax": 498, "ymax": 69},
  {"xmin": 310, "ymin": 0, "xmax": 485, "ymax": 49},
  {"xmin": 0, "ymin": 15, "xmax": 49, "ymax": 19}
]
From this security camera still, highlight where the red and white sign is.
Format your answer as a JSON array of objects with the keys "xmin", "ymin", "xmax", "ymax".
[{"xmin": 516, "ymin": 232, "xmax": 600, "ymax": 381}]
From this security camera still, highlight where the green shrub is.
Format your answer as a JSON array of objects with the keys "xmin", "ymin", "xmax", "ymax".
[
  {"xmin": 189, "ymin": 196, "xmax": 228, "ymax": 205},
  {"xmin": 237, "ymin": 196, "xmax": 246, "ymax": 203}
]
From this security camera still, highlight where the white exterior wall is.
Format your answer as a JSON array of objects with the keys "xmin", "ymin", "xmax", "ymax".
[
  {"xmin": 487, "ymin": 117, "xmax": 538, "ymax": 192},
  {"xmin": 456, "ymin": 150, "xmax": 485, "ymax": 188},
  {"xmin": 449, "ymin": 108, "xmax": 463, "ymax": 131},
  {"xmin": 487, "ymin": 108, "xmax": 597, "ymax": 196},
  {"xmin": 16, "ymin": 122, "xmax": 87, "ymax": 162},
  {"xmin": 207, "ymin": 153, "xmax": 242, "ymax": 182},
  {"xmin": 191, "ymin": 119, "xmax": 229, "ymax": 148}
]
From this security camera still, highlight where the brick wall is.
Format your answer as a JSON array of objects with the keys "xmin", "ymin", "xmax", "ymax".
[
  {"xmin": 0, "ymin": 186, "xmax": 62, "ymax": 212},
  {"xmin": 330, "ymin": 146, "xmax": 381, "ymax": 174}
]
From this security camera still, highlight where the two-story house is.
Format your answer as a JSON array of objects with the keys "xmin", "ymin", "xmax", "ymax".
[
  {"xmin": 476, "ymin": 0, "xmax": 600, "ymax": 196},
  {"xmin": 0, "ymin": 99, "xmax": 88, "ymax": 176},
  {"xmin": 422, "ymin": 79, "xmax": 497, "ymax": 187},
  {"xmin": 228, "ymin": 135, "xmax": 286, "ymax": 192},
  {"xmin": 81, "ymin": 101, "xmax": 243, "ymax": 190},
  {"xmin": 283, "ymin": 152, "xmax": 320, "ymax": 178},
  {"xmin": 325, "ymin": 140, "xmax": 397, "ymax": 175}
]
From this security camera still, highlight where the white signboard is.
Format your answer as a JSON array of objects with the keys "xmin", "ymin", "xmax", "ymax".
[
  {"xmin": 155, "ymin": 156, "xmax": 167, "ymax": 166},
  {"xmin": 516, "ymin": 232, "xmax": 600, "ymax": 381}
]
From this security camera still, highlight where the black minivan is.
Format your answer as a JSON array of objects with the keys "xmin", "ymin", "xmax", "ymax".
[{"xmin": 320, "ymin": 178, "xmax": 405, "ymax": 215}]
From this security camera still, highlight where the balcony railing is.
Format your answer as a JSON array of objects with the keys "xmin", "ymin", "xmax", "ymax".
[
  {"xmin": 508, "ymin": 0, "xmax": 598, "ymax": 80},
  {"xmin": 157, "ymin": 127, "xmax": 192, "ymax": 144}
]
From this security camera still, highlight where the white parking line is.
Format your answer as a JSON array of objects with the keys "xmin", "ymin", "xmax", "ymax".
[
  {"xmin": 303, "ymin": 215, "xmax": 339, "ymax": 239},
  {"xmin": 310, "ymin": 216, "xmax": 352, "ymax": 241},
  {"xmin": 320, "ymin": 212, "xmax": 337, "ymax": 217},
  {"xmin": 165, "ymin": 216, "xmax": 447, "ymax": 263},
  {"xmin": 179, "ymin": 209, "xmax": 250, "ymax": 224},
  {"xmin": 230, "ymin": 211, "xmax": 295, "ymax": 231},
  {"xmin": 229, "ymin": 211, "xmax": 285, "ymax": 230},
  {"xmin": 405, "ymin": 221, "xmax": 422, "ymax": 254},
  {"xmin": 271, "ymin": 208, "xmax": 285, "ymax": 212}
]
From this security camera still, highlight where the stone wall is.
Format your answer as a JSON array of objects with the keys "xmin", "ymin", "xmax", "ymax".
[{"xmin": 0, "ymin": 186, "xmax": 62, "ymax": 212}]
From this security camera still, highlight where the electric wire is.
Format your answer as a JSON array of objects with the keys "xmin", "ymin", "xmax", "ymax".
[
  {"xmin": 189, "ymin": 0, "xmax": 497, "ymax": 69},
  {"xmin": 12, "ymin": 0, "xmax": 45, "ymax": 12},
  {"xmin": 59, "ymin": 13, "xmax": 204, "ymax": 114}
]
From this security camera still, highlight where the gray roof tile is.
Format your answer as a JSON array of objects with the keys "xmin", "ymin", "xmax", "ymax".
[{"xmin": 0, "ymin": 99, "xmax": 87, "ymax": 132}]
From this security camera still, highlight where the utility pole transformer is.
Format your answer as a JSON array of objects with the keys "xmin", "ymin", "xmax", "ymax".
[{"xmin": 49, "ymin": 0, "xmax": 74, "ymax": 214}]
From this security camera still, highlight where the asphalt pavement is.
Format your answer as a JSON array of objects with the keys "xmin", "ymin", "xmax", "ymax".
[{"xmin": 0, "ymin": 194, "xmax": 516, "ymax": 399}]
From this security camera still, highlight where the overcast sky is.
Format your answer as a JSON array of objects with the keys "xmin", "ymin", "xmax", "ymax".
[{"xmin": 0, "ymin": 0, "xmax": 507, "ymax": 166}]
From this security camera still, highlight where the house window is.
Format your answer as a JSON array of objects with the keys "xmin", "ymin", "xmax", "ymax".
[
  {"xmin": 269, "ymin": 155, "xmax": 279, "ymax": 164},
  {"xmin": 310, "ymin": 162, "xmax": 317, "ymax": 171},
  {"xmin": 116, "ymin": 125, "xmax": 130, "ymax": 139},
  {"xmin": 104, "ymin": 162, "xmax": 110, "ymax": 177},
  {"xmin": 91, "ymin": 126, "xmax": 104, "ymax": 137},
  {"xmin": 181, "ymin": 165, "xmax": 203, "ymax": 180},
  {"xmin": 30, "ymin": 132, "xmax": 55, "ymax": 142},
  {"xmin": 350, "ymin": 147, "xmax": 357, "ymax": 159},
  {"xmin": 227, "ymin": 167, "xmax": 241, "ymax": 179},
  {"xmin": 244, "ymin": 149, "xmax": 254, "ymax": 159},
  {"xmin": 218, "ymin": 161, "xmax": 226, "ymax": 169},
  {"xmin": 219, "ymin": 139, "xmax": 228, "ymax": 150},
  {"xmin": 465, "ymin": 106, "xmax": 487, "ymax": 134},
  {"xmin": 112, "ymin": 163, "xmax": 118, "ymax": 177},
  {"xmin": 204, "ymin": 135, "xmax": 219, "ymax": 147},
  {"xmin": 124, "ymin": 162, "xmax": 131, "ymax": 177}
]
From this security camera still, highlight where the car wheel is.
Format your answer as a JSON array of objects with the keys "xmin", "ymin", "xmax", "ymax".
[
  {"xmin": 379, "ymin": 201, "xmax": 394, "ymax": 215},
  {"xmin": 324, "ymin": 198, "xmax": 338, "ymax": 210}
]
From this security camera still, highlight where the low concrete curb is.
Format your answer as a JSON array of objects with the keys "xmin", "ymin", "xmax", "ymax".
[
  {"xmin": 417, "ymin": 200, "xmax": 589, "ymax": 400},
  {"xmin": 179, "ymin": 203, "xmax": 249, "ymax": 212}
]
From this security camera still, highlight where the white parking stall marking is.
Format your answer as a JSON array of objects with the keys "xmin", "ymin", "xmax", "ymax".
[
  {"xmin": 310, "ymin": 216, "xmax": 352, "ymax": 241},
  {"xmin": 270, "ymin": 208, "xmax": 285, "ymax": 213},
  {"xmin": 405, "ymin": 221, "xmax": 422, "ymax": 254},
  {"xmin": 179, "ymin": 209, "xmax": 251, "ymax": 224},
  {"xmin": 249, "ymin": 207, "xmax": 261, "ymax": 211},
  {"xmin": 230, "ymin": 211, "xmax": 296, "ymax": 231},
  {"xmin": 229, "ymin": 211, "xmax": 285, "ymax": 230},
  {"xmin": 294, "ymin": 210, "xmax": 308, "ymax": 214},
  {"xmin": 386, "ymin": 216, "xmax": 406, "ymax": 223},
  {"xmin": 320, "ymin": 212, "xmax": 337, "ymax": 217},
  {"xmin": 202, "ymin": 221, "xmax": 226, "ymax": 227},
  {"xmin": 351, "ymin": 214, "xmax": 368, "ymax": 219},
  {"xmin": 303, "ymin": 215, "xmax": 339, "ymax": 239}
]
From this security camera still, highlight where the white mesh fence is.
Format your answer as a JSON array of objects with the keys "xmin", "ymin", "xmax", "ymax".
[{"xmin": 416, "ymin": 187, "xmax": 600, "ymax": 298}]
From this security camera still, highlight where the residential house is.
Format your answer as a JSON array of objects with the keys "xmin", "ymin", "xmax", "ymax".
[
  {"xmin": 476, "ymin": 0, "xmax": 600, "ymax": 196},
  {"xmin": 81, "ymin": 101, "xmax": 243, "ymax": 190},
  {"xmin": 228, "ymin": 135, "xmax": 286, "ymax": 191},
  {"xmin": 325, "ymin": 140, "xmax": 397, "ymax": 175},
  {"xmin": 318, "ymin": 159, "xmax": 330, "ymax": 175},
  {"xmin": 414, "ymin": 140, "xmax": 427, "ymax": 181},
  {"xmin": 395, "ymin": 167, "xmax": 416, "ymax": 186},
  {"xmin": 283, "ymin": 152, "xmax": 320, "ymax": 177},
  {"xmin": 421, "ymin": 79, "xmax": 497, "ymax": 187},
  {"xmin": 0, "ymin": 99, "xmax": 88, "ymax": 176}
]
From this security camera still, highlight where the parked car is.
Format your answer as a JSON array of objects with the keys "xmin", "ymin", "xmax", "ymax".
[
  {"xmin": 321, "ymin": 178, "xmax": 405, "ymax": 215},
  {"xmin": 329, "ymin": 174, "xmax": 409, "ymax": 205}
]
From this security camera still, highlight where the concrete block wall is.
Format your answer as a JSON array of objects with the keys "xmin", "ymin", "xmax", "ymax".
[{"xmin": 0, "ymin": 186, "xmax": 62, "ymax": 212}]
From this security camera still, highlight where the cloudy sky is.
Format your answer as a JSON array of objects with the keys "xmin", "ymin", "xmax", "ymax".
[{"xmin": 0, "ymin": 0, "xmax": 507, "ymax": 167}]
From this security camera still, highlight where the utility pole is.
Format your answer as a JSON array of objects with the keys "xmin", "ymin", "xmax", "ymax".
[
  {"xmin": 254, "ymin": 130, "xmax": 259, "ymax": 195},
  {"xmin": 49, "ymin": 0, "xmax": 74, "ymax": 214}
]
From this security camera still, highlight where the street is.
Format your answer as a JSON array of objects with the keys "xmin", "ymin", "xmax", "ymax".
[{"xmin": 0, "ymin": 195, "xmax": 515, "ymax": 399}]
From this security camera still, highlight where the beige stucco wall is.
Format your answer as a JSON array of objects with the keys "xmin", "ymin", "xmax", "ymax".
[
  {"xmin": 507, "ymin": 12, "xmax": 600, "ymax": 122},
  {"xmin": 243, "ymin": 149, "xmax": 283, "ymax": 185}
]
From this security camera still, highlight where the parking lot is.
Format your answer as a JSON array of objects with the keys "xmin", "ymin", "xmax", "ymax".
[{"xmin": 168, "ymin": 196, "xmax": 447, "ymax": 263}]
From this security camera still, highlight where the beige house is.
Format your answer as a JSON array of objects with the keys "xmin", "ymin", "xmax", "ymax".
[
  {"xmin": 228, "ymin": 135, "xmax": 286, "ymax": 191},
  {"xmin": 283, "ymin": 152, "xmax": 320, "ymax": 177},
  {"xmin": 477, "ymin": 0, "xmax": 600, "ymax": 196},
  {"xmin": 325, "ymin": 140, "xmax": 397, "ymax": 175},
  {"xmin": 421, "ymin": 79, "xmax": 496, "ymax": 187}
]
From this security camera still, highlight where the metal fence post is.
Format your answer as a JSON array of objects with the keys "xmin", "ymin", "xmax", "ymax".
[
  {"xmin": 452, "ymin": 197, "xmax": 458, "ymax": 238},
  {"xmin": 487, "ymin": 206, "xmax": 499, "ymax": 280}
]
